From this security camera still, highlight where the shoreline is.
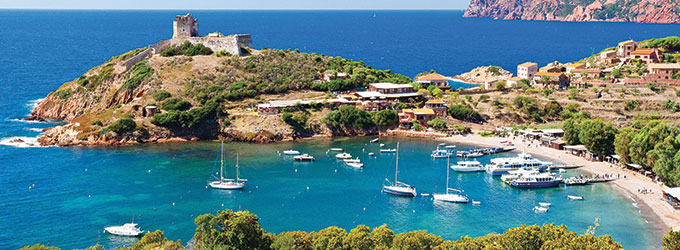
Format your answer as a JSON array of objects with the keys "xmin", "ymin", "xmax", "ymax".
[{"xmin": 438, "ymin": 134, "xmax": 679, "ymax": 237}]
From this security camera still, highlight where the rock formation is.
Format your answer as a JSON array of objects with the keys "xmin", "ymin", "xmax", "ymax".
[{"xmin": 463, "ymin": 0, "xmax": 680, "ymax": 24}]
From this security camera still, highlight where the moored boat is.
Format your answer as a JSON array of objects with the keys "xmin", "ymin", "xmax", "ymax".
[
  {"xmin": 370, "ymin": 138, "xmax": 379, "ymax": 143},
  {"xmin": 485, "ymin": 152, "xmax": 551, "ymax": 176},
  {"xmin": 382, "ymin": 142, "xmax": 417, "ymax": 197},
  {"xmin": 329, "ymin": 148, "xmax": 343, "ymax": 151},
  {"xmin": 467, "ymin": 151, "xmax": 483, "ymax": 158},
  {"xmin": 294, "ymin": 154, "xmax": 315, "ymax": 161},
  {"xmin": 509, "ymin": 172, "xmax": 562, "ymax": 188},
  {"xmin": 335, "ymin": 153, "xmax": 352, "ymax": 159},
  {"xmin": 209, "ymin": 142, "xmax": 247, "ymax": 190},
  {"xmin": 433, "ymin": 155, "xmax": 469, "ymax": 203},
  {"xmin": 283, "ymin": 150, "xmax": 300, "ymax": 155},
  {"xmin": 533, "ymin": 206, "xmax": 549, "ymax": 212},
  {"xmin": 451, "ymin": 161, "xmax": 484, "ymax": 172},
  {"xmin": 380, "ymin": 148, "xmax": 396, "ymax": 153},
  {"xmin": 431, "ymin": 147, "xmax": 452, "ymax": 159},
  {"xmin": 343, "ymin": 157, "xmax": 361, "ymax": 163},
  {"xmin": 563, "ymin": 177, "xmax": 589, "ymax": 185},
  {"xmin": 104, "ymin": 220, "xmax": 144, "ymax": 237},
  {"xmin": 347, "ymin": 162, "xmax": 364, "ymax": 168},
  {"xmin": 538, "ymin": 202, "xmax": 551, "ymax": 207},
  {"xmin": 568, "ymin": 195, "xmax": 584, "ymax": 200}
]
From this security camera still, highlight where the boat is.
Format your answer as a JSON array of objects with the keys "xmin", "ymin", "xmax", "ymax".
[
  {"xmin": 433, "ymin": 156, "xmax": 469, "ymax": 203},
  {"xmin": 538, "ymin": 202, "xmax": 551, "ymax": 207},
  {"xmin": 467, "ymin": 152, "xmax": 484, "ymax": 158},
  {"xmin": 509, "ymin": 172, "xmax": 562, "ymax": 188},
  {"xmin": 380, "ymin": 143, "xmax": 385, "ymax": 147},
  {"xmin": 558, "ymin": 169, "xmax": 566, "ymax": 173},
  {"xmin": 563, "ymin": 177, "xmax": 589, "ymax": 185},
  {"xmin": 371, "ymin": 138, "xmax": 379, "ymax": 143},
  {"xmin": 283, "ymin": 150, "xmax": 300, "ymax": 155},
  {"xmin": 209, "ymin": 142, "xmax": 247, "ymax": 190},
  {"xmin": 438, "ymin": 143, "xmax": 446, "ymax": 146},
  {"xmin": 485, "ymin": 152, "xmax": 551, "ymax": 176},
  {"xmin": 293, "ymin": 154, "xmax": 315, "ymax": 161},
  {"xmin": 104, "ymin": 218, "xmax": 144, "ymax": 237},
  {"xmin": 451, "ymin": 161, "xmax": 484, "ymax": 172},
  {"xmin": 382, "ymin": 142, "xmax": 417, "ymax": 197},
  {"xmin": 500, "ymin": 140, "xmax": 514, "ymax": 146},
  {"xmin": 329, "ymin": 148, "xmax": 343, "ymax": 151},
  {"xmin": 431, "ymin": 147, "xmax": 452, "ymax": 158},
  {"xmin": 471, "ymin": 200, "xmax": 481, "ymax": 205},
  {"xmin": 335, "ymin": 153, "xmax": 352, "ymax": 159},
  {"xmin": 368, "ymin": 152, "xmax": 375, "ymax": 156},
  {"xmin": 533, "ymin": 206, "xmax": 549, "ymax": 212},
  {"xmin": 567, "ymin": 195, "xmax": 584, "ymax": 200},
  {"xmin": 445, "ymin": 145, "xmax": 456, "ymax": 149},
  {"xmin": 344, "ymin": 157, "xmax": 361, "ymax": 163},
  {"xmin": 500, "ymin": 168, "xmax": 539, "ymax": 182},
  {"xmin": 456, "ymin": 151, "xmax": 468, "ymax": 157},
  {"xmin": 347, "ymin": 162, "xmax": 364, "ymax": 168},
  {"xmin": 380, "ymin": 148, "xmax": 396, "ymax": 153}
]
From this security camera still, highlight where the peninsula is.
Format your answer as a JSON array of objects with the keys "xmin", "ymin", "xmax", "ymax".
[{"xmin": 464, "ymin": 0, "xmax": 680, "ymax": 24}]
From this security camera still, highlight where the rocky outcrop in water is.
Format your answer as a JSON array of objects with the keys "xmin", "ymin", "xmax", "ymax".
[{"xmin": 464, "ymin": 0, "xmax": 680, "ymax": 24}]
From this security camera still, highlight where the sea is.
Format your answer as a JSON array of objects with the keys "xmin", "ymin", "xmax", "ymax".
[{"xmin": 1, "ymin": 10, "xmax": 678, "ymax": 250}]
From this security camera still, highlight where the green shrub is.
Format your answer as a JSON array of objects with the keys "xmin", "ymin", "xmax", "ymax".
[
  {"xmin": 106, "ymin": 118, "xmax": 136, "ymax": 133},
  {"xmin": 153, "ymin": 91, "xmax": 172, "ymax": 101},
  {"xmin": 216, "ymin": 50, "xmax": 232, "ymax": 57},
  {"xmin": 323, "ymin": 105, "xmax": 375, "ymax": 129},
  {"xmin": 90, "ymin": 120, "xmax": 103, "ymax": 126},
  {"xmin": 161, "ymin": 41, "xmax": 213, "ymax": 57},
  {"xmin": 448, "ymin": 104, "xmax": 483, "ymax": 122},
  {"xmin": 625, "ymin": 100, "xmax": 640, "ymax": 111},
  {"xmin": 162, "ymin": 98, "xmax": 192, "ymax": 111},
  {"xmin": 120, "ymin": 61, "xmax": 153, "ymax": 92},
  {"xmin": 427, "ymin": 118, "xmax": 447, "ymax": 129},
  {"xmin": 53, "ymin": 89, "xmax": 72, "ymax": 99}
]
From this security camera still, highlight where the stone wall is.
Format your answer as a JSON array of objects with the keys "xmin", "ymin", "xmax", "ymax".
[
  {"xmin": 120, "ymin": 41, "xmax": 171, "ymax": 72},
  {"xmin": 170, "ymin": 34, "xmax": 253, "ymax": 56}
]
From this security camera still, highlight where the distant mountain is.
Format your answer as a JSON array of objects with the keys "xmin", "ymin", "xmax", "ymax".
[{"xmin": 463, "ymin": 0, "xmax": 680, "ymax": 23}]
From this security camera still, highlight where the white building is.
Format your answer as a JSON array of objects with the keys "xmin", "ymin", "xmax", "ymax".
[{"xmin": 517, "ymin": 62, "xmax": 538, "ymax": 80}]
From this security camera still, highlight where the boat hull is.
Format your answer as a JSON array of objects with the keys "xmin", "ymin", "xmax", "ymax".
[
  {"xmin": 432, "ymin": 193, "xmax": 469, "ymax": 203},
  {"xmin": 486, "ymin": 166, "xmax": 548, "ymax": 176},
  {"xmin": 382, "ymin": 185, "xmax": 416, "ymax": 197},
  {"xmin": 451, "ymin": 167, "xmax": 484, "ymax": 172},
  {"xmin": 510, "ymin": 180, "xmax": 561, "ymax": 188},
  {"xmin": 209, "ymin": 181, "xmax": 245, "ymax": 190},
  {"xmin": 104, "ymin": 227, "xmax": 143, "ymax": 237}
]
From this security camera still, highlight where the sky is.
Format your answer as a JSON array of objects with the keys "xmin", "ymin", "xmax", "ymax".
[{"xmin": 0, "ymin": 0, "xmax": 470, "ymax": 10}]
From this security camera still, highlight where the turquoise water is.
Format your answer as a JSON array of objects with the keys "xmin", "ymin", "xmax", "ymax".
[
  {"xmin": 1, "ymin": 10, "xmax": 676, "ymax": 249},
  {"xmin": 1, "ymin": 137, "xmax": 658, "ymax": 249}
]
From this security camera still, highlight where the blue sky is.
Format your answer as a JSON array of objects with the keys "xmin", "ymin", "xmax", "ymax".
[{"xmin": 0, "ymin": 0, "xmax": 470, "ymax": 10}]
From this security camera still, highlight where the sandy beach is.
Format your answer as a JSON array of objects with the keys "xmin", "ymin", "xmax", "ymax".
[{"xmin": 438, "ymin": 134, "xmax": 680, "ymax": 234}]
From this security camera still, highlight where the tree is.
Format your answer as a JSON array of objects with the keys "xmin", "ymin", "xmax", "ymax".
[
  {"xmin": 370, "ymin": 225, "xmax": 394, "ymax": 250},
  {"xmin": 271, "ymin": 231, "xmax": 312, "ymax": 250},
  {"xmin": 544, "ymin": 100, "xmax": 563, "ymax": 117},
  {"xmin": 323, "ymin": 105, "xmax": 375, "ymax": 130},
  {"xmin": 431, "ymin": 87, "xmax": 443, "ymax": 98},
  {"xmin": 153, "ymin": 90, "xmax": 172, "ymax": 101},
  {"xmin": 650, "ymin": 136, "xmax": 680, "ymax": 186},
  {"xmin": 614, "ymin": 127, "xmax": 636, "ymax": 163},
  {"xmin": 193, "ymin": 210, "xmax": 272, "ymax": 250},
  {"xmin": 563, "ymin": 118, "xmax": 581, "ymax": 145},
  {"xmin": 494, "ymin": 81, "xmax": 507, "ymax": 91},
  {"xmin": 391, "ymin": 230, "xmax": 443, "ymax": 250},
  {"xmin": 448, "ymin": 104, "xmax": 483, "ymax": 122},
  {"xmin": 107, "ymin": 118, "xmax": 136, "ymax": 133},
  {"xmin": 162, "ymin": 98, "xmax": 192, "ymax": 111},
  {"xmin": 663, "ymin": 228, "xmax": 680, "ymax": 250},
  {"xmin": 372, "ymin": 109, "xmax": 399, "ymax": 128},
  {"xmin": 343, "ymin": 225, "xmax": 374, "ymax": 250},
  {"xmin": 311, "ymin": 226, "xmax": 347, "ymax": 250},
  {"xmin": 282, "ymin": 112, "xmax": 308, "ymax": 134},
  {"xmin": 18, "ymin": 245, "xmax": 60, "ymax": 250},
  {"xmin": 427, "ymin": 118, "xmax": 447, "ymax": 130},
  {"xmin": 578, "ymin": 119, "xmax": 617, "ymax": 157}
]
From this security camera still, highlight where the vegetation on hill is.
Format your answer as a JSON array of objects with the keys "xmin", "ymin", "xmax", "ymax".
[
  {"xmin": 21, "ymin": 209, "xmax": 631, "ymax": 250},
  {"xmin": 161, "ymin": 41, "xmax": 213, "ymax": 57}
]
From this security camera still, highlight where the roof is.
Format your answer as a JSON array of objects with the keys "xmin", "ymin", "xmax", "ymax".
[
  {"xmin": 418, "ymin": 73, "xmax": 449, "ymax": 81},
  {"xmin": 535, "ymin": 72, "xmax": 564, "ymax": 77},
  {"xmin": 566, "ymin": 62, "xmax": 585, "ymax": 68},
  {"xmin": 402, "ymin": 108, "xmax": 435, "ymax": 115},
  {"xmin": 648, "ymin": 63, "xmax": 680, "ymax": 70},
  {"xmin": 540, "ymin": 128, "xmax": 564, "ymax": 134},
  {"xmin": 369, "ymin": 82, "xmax": 414, "ymax": 89},
  {"xmin": 508, "ymin": 77, "xmax": 524, "ymax": 81},
  {"xmin": 518, "ymin": 62, "xmax": 538, "ymax": 68},
  {"xmin": 618, "ymin": 40, "xmax": 635, "ymax": 45},
  {"xmin": 571, "ymin": 68, "xmax": 603, "ymax": 74},
  {"xmin": 385, "ymin": 92, "xmax": 422, "ymax": 98},
  {"xmin": 425, "ymin": 99, "xmax": 445, "ymax": 104},
  {"xmin": 631, "ymin": 48, "xmax": 656, "ymax": 55},
  {"xmin": 564, "ymin": 145, "xmax": 588, "ymax": 151},
  {"xmin": 627, "ymin": 163, "xmax": 642, "ymax": 169},
  {"xmin": 354, "ymin": 91, "xmax": 386, "ymax": 98},
  {"xmin": 539, "ymin": 65, "xmax": 561, "ymax": 72},
  {"xmin": 664, "ymin": 187, "xmax": 680, "ymax": 199}
]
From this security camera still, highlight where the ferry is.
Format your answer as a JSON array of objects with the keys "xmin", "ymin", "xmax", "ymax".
[
  {"xmin": 509, "ymin": 172, "xmax": 562, "ymax": 188},
  {"xmin": 485, "ymin": 152, "xmax": 551, "ymax": 176},
  {"xmin": 450, "ymin": 161, "xmax": 484, "ymax": 172},
  {"xmin": 500, "ymin": 168, "xmax": 540, "ymax": 182}
]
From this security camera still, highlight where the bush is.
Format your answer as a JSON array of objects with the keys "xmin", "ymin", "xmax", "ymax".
[
  {"xmin": 544, "ymin": 100, "xmax": 563, "ymax": 117},
  {"xmin": 448, "ymin": 104, "xmax": 483, "ymax": 122},
  {"xmin": 323, "ymin": 105, "xmax": 375, "ymax": 129},
  {"xmin": 153, "ymin": 91, "xmax": 172, "ymax": 101},
  {"xmin": 216, "ymin": 50, "xmax": 232, "ymax": 57},
  {"xmin": 494, "ymin": 81, "xmax": 506, "ymax": 91},
  {"xmin": 53, "ymin": 89, "xmax": 72, "ymax": 99},
  {"xmin": 427, "ymin": 118, "xmax": 447, "ymax": 129},
  {"xmin": 161, "ymin": 41, "xmax": 213, "ymax": 57},
  {"xmin": 152, "ymin": 101, "xmax": 220, "ymax": 129},
  {"xmin": 162, "ymin": 98, "xmax": 192, "ymax": 111},
  {"xmin": 106, "ymin": 118, "xmax": 136, "ymax": 133},
  {"xmin": 120, "ymin": 61, "xmax": 153, "ymax": 92},
  {"xmin": 624, "ymin": 100, "xmax": 640, "ymax": 111}
]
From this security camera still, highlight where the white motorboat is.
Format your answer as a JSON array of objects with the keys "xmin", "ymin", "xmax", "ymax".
[
  {"xmin": 431, "ymin": 147, "xmax": 452, "ymax": 159},
  {"xmin": 451, "ymin": 161, "xmax": 484, "ymax": 172},
  {"xmin": 380, "ymin": 148, "xmax": 396, "ymax": 153},
  {"xmin": 329, "ymin": 148, "xmax": 343, "ymax": 151},
  {"xmin": 471, "ymin": 200, "xmax": 481, "ymax": 205},
  {"xmin": 283, "ymin": 150, "xmax": 300, "ymax": 155},
  {"xmin": 380, "ymin": 143, "xmax": 385, "ymax": 147},
  {"xmin": 294, "ymin": 154, "xmax": 315, "ymax": 161},
  {"xmin": 533, "ymin": 206, "xmax": 549, "ymax": 212},
  {"xmin": 467, "ymin": 152, "xmax": 484, "ymax": 158},
  {"xmin": 445, "ymin": 145, "xmax": 456, "ymax": 149},
  {"xmin": 563, "ymin": 177, "xmax": 589, "ymax": 185},
  {"xmin": 336, "ymin": 153, "xmax": 352, "ymax": 159},
  {"xmin": 538, "ymin": 202, "xmax": 551, "ymax": 207},
  {"xmin": 344, "ymin": 157, "xmax": 361, "ymax": 163},
  {"xmin": 500, "ymin": 168, "xmax": 540, "ymax": 182},
  {"xmin": 104, "ymin": 219, "xmax": 144, "ymax": 237},
  {"xmin": 438, "ymin": 143, "xmax": 446, "ymax": 146},
  {"xmin": 209, "ymin": 142, "xmax": 247, "ymax": 190},
  {"xmin": 382, "ymin": 142, "xmax": 417, "ymax": 197},
  {"xmin": 347, "ymin": 162, "xmax": 364, "ymax": 168},
  {"xmin": 371, "ymin": 138, "xmax": 379, "ymax": 143},
  {"xmin": 568, "ymin": 195, "xmax": 584, "ymax": 200},
  {"xmin": 433, "ymin": 156, "xmax": 469, "ymax": 203},
  {"xmin": 500, "ymin": 140, "xmax": 514, "ymax": 146},
  {"xmin": 368, "ymin": 152, "xmax": 375, "ymax": 156}
]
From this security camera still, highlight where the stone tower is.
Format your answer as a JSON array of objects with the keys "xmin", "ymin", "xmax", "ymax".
[{"xmin": 173, "ymin": 13, "xmax": 198, "ymax": 38}]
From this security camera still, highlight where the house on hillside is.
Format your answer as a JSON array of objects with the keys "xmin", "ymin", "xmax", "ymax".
[
  {"xmin": 517, "ymin": 62, "xmax": 538, "ymax": 80},
  {"xmin": 416, "ymin": 73, "xmax": 450, "ymax": 89},
  {"xmin": 600, "ymin": 50, "xmax": 618, "ymax": 64},
  {"xmin": 506, "ymin": 76, "xmax": 524, "ymax": 88},
  {"xmin": 533, "ymin": 72, "xmax": 570, "ymax": 89},
  {"xmin": 368, "ymin": 82, "xmax": 414, "ymax": 94},
  {"xmin": 398, "ymin": 108, "xmax": 435, "ymax": 127},
  {"xmin": 571, "ymin": 68, "xmax": 604, "ymax": 79},
  {"xmin": 646, "ymin": 63, "xmax": 680, "ymax": 80},
  {"xmin": 565, "ymin": 62, "xmax": 586, "ymax": 73},
  {"xmin": 629, "ymin": 48, "xmax": 661, "ymax": 64},
  {"xmin": 618, "ymin": 40, "xmax": 637, "ymax": 57},
  {"xmin": 424, "ymin": 99, "xmax": 447, "ymax": 116},
  {"xmin": 539, "ymin": 65, "xmax": 562, "ymax": 73}
]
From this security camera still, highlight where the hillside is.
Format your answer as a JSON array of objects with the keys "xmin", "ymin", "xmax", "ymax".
[
  {"xmin": 463, "ymin": 0, "xmax": 680, "ymax": 23},
  {"xmin": 29, "ymin": 45, "xmax": 410, "ymax": 146}
]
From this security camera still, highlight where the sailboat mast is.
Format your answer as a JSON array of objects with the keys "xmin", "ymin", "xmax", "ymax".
[
  {"xmin": 220, "ymin": 141, "xmax": 224, "ymax": 182},
  {"xmin": 446, "ymin": 154, "xmax": 450, "ymax": 194},
  {"xmin": 395, "ymin": 142, "xmax": 399, "ymax": 183},
  {"xmin": 235, "ymin": 153, "xmax": 240, "ymax": 181}
]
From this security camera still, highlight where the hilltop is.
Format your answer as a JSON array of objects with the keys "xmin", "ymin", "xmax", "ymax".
[{"xmin": 464, "ymin": 0, "xmax": 680, "ymax": 23}]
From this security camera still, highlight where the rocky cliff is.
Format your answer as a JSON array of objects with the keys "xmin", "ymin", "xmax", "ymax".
[{"xmin": 463, "ymin": 0, "xmax": 680, "ymax": 23}]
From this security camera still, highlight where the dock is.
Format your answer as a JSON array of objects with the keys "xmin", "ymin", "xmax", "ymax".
[{"xmin": 551, "ymin": 164, "xmax": 582, "ymax": 169}]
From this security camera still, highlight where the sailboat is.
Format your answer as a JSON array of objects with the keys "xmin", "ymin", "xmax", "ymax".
[
  {"xmin": 433, "ymin": 155, "xmax": 469, "ymax": 203},
  {"xmin": 382, "ymin": 142, "xmax": 417, "ymax": 197},
  {"xmin": 209, "ymin": 141, "xmax": 247, "ymax": 190}
]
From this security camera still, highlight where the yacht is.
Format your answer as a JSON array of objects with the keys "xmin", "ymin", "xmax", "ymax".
[
  {"xmin": 380, "ymin": 148, "xmax": 396, "ymax": 153},
  {"xmin": 293, "ymin": 154, "xmax": 314, "ymax": 161},
  {"xmin": 563, "ymin": 177, "xmax": 589, "ymax": 185},
  {"xmin": 104, "ymin": 219, "xmax": 144, "ymax": 237},
  {"xmin": 347, "ymin": 162, "xmax": 364, "ymax": 168},
  {"xmin": 209, "ymin": 142, "xmax": 247, "ymax": 190},
  {"xmin": 433, "ymin": 156, "xmax": 469, "ymax": 203},
  {"xmin": 382, "ymin": 142, "xmax": 417, "ymax": 197},
  {"xmin": 329, "ymin": 148, "xmax": 343, "ymax": 151},
  {"xmin": 371, "ymin": 138, "xmax": 379, "ymax": 143},
  {"xmin": 344, "ymin": 157, "xmax": 360, "ymax": 163},
  {"xmin": 450, "ymin": 161, "xmax": 484, "ymax": 172},
  {"xmin": 431, "ymin": 147, "xmax": 452, "ymax": 159},
  {"xmin": 335, "ymin": 153, "xmax": 352, "ymax": 159},
  {"xmin": 509, "ymin": 172, "xmax": 562, "ymax": 188},
  {"xmin": 485, "ymin": 152, "xmax": 551, "ymax": 176},
  {"xmin": 283, "ymin": 150, "xmax": 300, "ymax": 155},
  {"xmin": 467, "ymin": 151, "xmax": 484, "ymax": 158}
]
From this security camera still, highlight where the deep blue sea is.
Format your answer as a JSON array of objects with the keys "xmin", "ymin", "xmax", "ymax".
[{"xmin": 2, "ymin": 10, "xmax": 679, "ymax": 250}]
